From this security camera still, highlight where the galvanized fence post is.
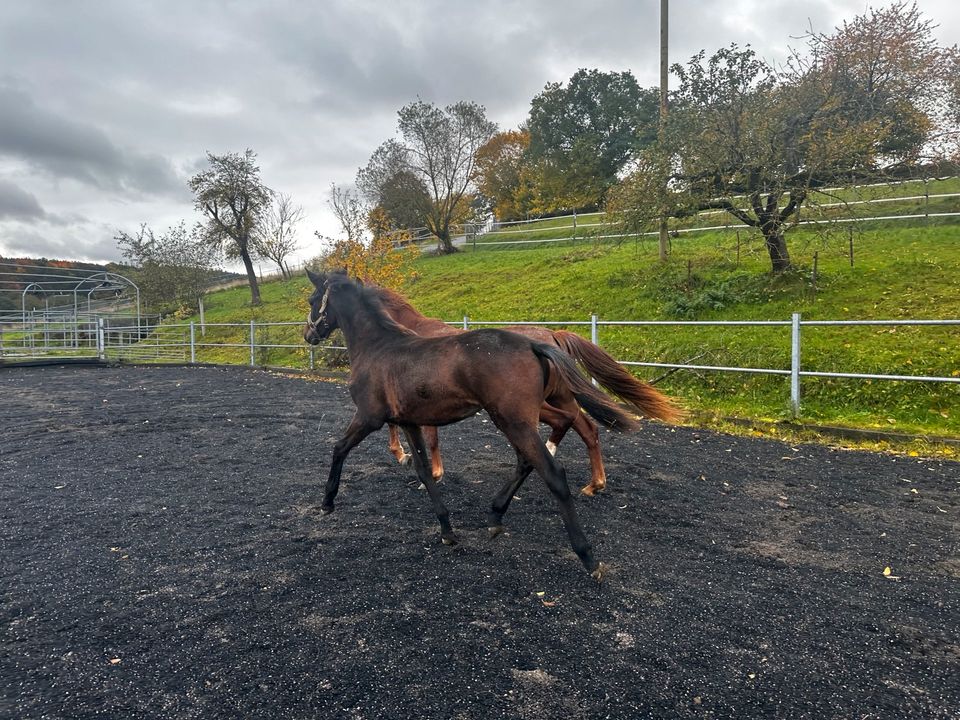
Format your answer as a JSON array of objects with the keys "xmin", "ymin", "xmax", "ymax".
[
  {"xmin": 463, "ymin": 315, "xmax": 470, "ymax": 330},
  {"xmin": 97, "ymin": 318, "xmax": 105, "ymax": 360},
  {"xmin": 250, "ymin": 320, "xmax": 256, "ymax": 366},
  {"xmin": 190, "ymin": 322, "xmax": 196, "ymax": 364},
  {"xmin": 790, "ymin": 313, "xmax": 801, "ymax": 418},
  {"xmin": 590, "ymin": 314, "xmax": 599, "ymax": 386}
]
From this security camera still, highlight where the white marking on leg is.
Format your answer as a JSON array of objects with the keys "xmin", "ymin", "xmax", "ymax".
[{"xmin": 545, "ymin": 440, "xmax": 557, "ymax": 456}]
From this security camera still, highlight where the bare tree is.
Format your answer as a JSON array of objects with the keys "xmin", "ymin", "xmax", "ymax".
[
  {"xmin": 252, "ymin": 192, "xmax": 303, "ymax": 279},
  {"xmin": 326, "ymin": 183, "xmax": 368, "ymax": 244},
  {"xmin": 189, "ymin": 149, "xmax": 272, "ymax": 305}
]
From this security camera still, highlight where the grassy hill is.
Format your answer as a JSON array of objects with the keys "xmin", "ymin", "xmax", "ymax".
[{"xmin": 182, "ymin": 217, "xmax": 960, "ymax": 446}]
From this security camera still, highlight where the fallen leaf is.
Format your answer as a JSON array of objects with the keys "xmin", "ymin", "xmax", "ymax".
[
  {"xmin": 109, "ymin": 658, "xmax": 121, "ymax": 665},
  {"xmin": 883, "ymin": 566, "xmax": 892, "ymax": 576}
]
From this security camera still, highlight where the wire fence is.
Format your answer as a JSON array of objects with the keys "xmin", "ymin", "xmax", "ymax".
[
  {"xmin": 460, "ymin": 178, "xmax": 960, "ymax": 249},
  {"xmin": 2, "ymin": 314, "xmax": 957, "ymax": 424}
]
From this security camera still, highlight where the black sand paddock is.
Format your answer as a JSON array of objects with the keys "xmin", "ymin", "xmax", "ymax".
[{"xmin": 1, "ymin": 365, "xmax": 958, "ymax": 719}]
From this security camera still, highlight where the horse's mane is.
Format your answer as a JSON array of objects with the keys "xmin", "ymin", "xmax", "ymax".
[
  {"xmin": 375, "ymin": 285, "xmax": 427, "ymax": 320},
  {"xmin": 329, "ymin": 274, "xmax": 417, "ymax": 337},
  {"xmin": 374, "ymin": 284, "xmax": 454, "ymax": 334}
]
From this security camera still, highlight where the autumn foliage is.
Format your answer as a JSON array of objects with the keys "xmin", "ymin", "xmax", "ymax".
[{"xmin": 312, "ymin": 206, "xmax": 419, "ymax": 297}]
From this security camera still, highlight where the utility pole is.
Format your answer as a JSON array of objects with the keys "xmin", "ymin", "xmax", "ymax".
[{"xmin": 658, "ymin": 0, "xmax": 670, "ymax": 262}]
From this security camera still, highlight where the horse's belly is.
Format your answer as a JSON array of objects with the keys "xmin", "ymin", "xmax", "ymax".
[{"xmin": 388, "ymin": 397, "xmax": 481, "ymax": 427}]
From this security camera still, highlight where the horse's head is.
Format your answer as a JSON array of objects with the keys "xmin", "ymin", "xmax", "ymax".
[{"xmin": 303, "ymin": 269, "xmax": 342, "ymax": 344}]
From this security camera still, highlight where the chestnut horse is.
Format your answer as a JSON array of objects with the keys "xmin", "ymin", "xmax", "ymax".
[
  {"xmin": 302, "ymin": 270, "xmax": 639, "ymax": 579},
  {"xmin": 371, "ymin": 285, "xmax": 681, "ymax": 494}
]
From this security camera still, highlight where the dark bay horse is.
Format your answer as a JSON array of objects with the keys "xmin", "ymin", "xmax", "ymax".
[
  {"xmin": 302, "ymin": 270, "xmax": 639, "ymax": 579},
  {"xmin": 371, "ymin": 285, "xmax": 681, "ymax": 494}
]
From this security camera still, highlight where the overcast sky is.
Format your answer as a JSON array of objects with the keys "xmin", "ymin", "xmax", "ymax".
[{"xmin": 1, "ymin": 0, "xmax": 957, "ymax": 269}]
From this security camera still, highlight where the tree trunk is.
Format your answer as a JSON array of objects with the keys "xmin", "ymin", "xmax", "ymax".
[
  {"xmin": 763, "ymin": 230, "xmax": 792, "ymax": 273},
  {"xmin": 238, "ymin": 241, "xmax": 262, "ymax": 305},
  {"xmin": 435, "ymin": 228, "xmax": 457, "ymax": 255}
]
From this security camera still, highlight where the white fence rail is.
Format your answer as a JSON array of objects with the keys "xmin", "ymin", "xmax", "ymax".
[
  {"xmin": 467, "ymin": 182, "xmax": 960, "ymax": 248},
  {"xmin": 2, "ymin": 314, "xmax": 957, "ymax": 420},
  {"xmin": 454, "ymin": 315, "xmax": 960, "ymax": 417}
]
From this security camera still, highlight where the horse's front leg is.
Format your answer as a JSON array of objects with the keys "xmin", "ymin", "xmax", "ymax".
[
  {"xmin": 323, "ymin": 412, "xmax": 380, "ymax": 514},
  {"xmin": 386, "ymin": 424, "xmax": 412, "ymax": 466},
  {"xmin": 401, "ymin": 425, "xmax": 457, "ymax": 545}
]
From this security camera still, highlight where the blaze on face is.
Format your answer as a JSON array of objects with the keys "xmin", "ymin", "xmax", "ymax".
[{"xmin": 303, "ymin": 273, "xmax": 333, "ymax": 345}]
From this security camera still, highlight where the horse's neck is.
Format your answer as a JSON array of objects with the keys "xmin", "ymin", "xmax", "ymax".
[
  {"xmin": 335, "ymin": 293, "xmax": 405, "ymax": 360},
  {"xmin": 386, "ymin": 301, "xmax": 448, "ymax": 334}
]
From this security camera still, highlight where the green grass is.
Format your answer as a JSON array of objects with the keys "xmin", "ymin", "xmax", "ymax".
[{"xmin": 172, "ymin": 217, "xmax": 960, "ymax": 446}]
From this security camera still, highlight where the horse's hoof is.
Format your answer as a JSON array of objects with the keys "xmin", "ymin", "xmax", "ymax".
[
  {"xmin": 580, "ymin": 483, "xmax": 607, "ymax": 497},
  {"xmin": 399, "ymin": 454, "xmax": 412, "ymax": 466},
  {"xmin": 487, "ymin": 525, "xmax": 505, "ymax": 539},
  {"xmin": 590, "ymin": 562, "xmax": 606, "ymax": 583},
  {"xmin": 441, "ymin": 535, "xmax": 458, "ymax": 546},
  {"xmin": 320, "ymin": 505, "xmax": 334, "ymax": 516}
]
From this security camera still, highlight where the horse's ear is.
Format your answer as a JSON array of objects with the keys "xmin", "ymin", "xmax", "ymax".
[{"xmin": 305, "ymin": 268, "xmax": 323, "ymax": 287}]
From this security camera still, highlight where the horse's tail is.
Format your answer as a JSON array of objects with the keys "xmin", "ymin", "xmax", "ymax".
[
  {"xmin": 533, "ymin": 343, "xmax": 640, "ymax": 433},
  {"xmin": 551, "ymin": 330, "xmax": 683, "ymax": 423}
]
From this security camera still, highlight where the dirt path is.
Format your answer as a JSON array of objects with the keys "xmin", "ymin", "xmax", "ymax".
[{"xmin": 2, "ymin": 365, "xmax": 957, "ymax": 719}]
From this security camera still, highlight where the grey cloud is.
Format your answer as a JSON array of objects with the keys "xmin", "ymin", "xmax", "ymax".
[
  {"xmin": 0, "ymin": 180, "xmax": 46, "ymax": 221},
  {"xmin": 0, "ymin": 227, "xmax": 68, "ymax": 259},
  {"xmin": 0, "ymin": 84, "xmax": 183, "ymax": 196},
  {"xmin": 0, "ymin": 222, "xmax": 119, "ymax": 264},
  {"xmin": 0, "ymin": 0, "xmax": 957, "ymax": 266}
]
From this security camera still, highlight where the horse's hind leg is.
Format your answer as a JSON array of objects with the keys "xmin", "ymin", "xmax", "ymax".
[
  {"xmin": 387, "ymin": 424, "xmax": 411, "ymax": 466},
  {"xmin": 496, "ymin": 419, "xmax": 601, "ymax": 579},
  {"xmin": 539, "ymin": 402, "xmax": 575, "ymax": 457},
  {"xmin": 569, "ymin": 412, "xmax": 606, "ymax": 496},
  {"xmin": 401, "ymin": 425, "xmax": 456, "ymax": 545},
  {"xmin": 487, "ymin": 450, "xmax": 534, "ymax": 536},
  {"xmin": 323, "ymin": 412, "xmax": 380, "ymax": 514},
  {"xmin": 542, "ymin": 399, "xmax": 606, "ymax": 496},
  {"xmin": 488, "ymin": 403, "xmax": 576, "ymax": 533}
]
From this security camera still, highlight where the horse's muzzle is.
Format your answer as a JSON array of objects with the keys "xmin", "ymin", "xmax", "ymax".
[{"xmin": 303, "ymin": 323, "xmax": 321, "ymax": 345}]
